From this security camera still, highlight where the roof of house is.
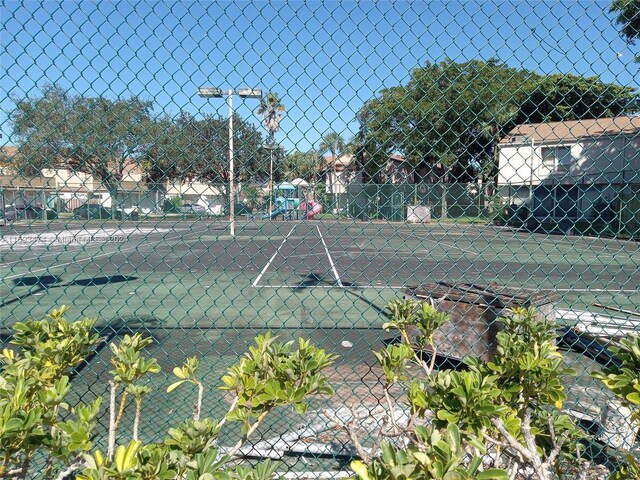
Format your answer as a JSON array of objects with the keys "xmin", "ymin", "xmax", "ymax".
[
  {"xmin": 499, "ymin": 115, "xmax": 640, "ymax": 145},
  {"xmin": 323, "ymin": 154, "xmax": 353, "ymax": 166},
  {"xmin": 1, "ymin": 146, "xmax": 17, "ymax": 156},
  {"xmin": 0, "ymin": 146, "xmax": 144, "ymax": 174}
]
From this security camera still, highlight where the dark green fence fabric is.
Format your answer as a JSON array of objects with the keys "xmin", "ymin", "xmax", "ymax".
[{"xmin": 1, "ymin": 0, "xmax": 639, "ymax": 476}]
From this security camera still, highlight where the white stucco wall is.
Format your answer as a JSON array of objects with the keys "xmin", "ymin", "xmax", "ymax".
[
  {"xmin": 166, "ymin": 181, "xmax": 223, "ymax": 197},
  {"xmin": 498, "ymin": 143, "xmax": 537, "ymax": 185},
  {"xmin": 42, "ymin": 168, "xmax": 94, "ymax": 190},
  {"xmin": 576, "ymin": 136, "xmax": 640, "ymax": 183},
  {"xmin": 498, "ymin": 134, "xmax": 640, "ymax": 186}
]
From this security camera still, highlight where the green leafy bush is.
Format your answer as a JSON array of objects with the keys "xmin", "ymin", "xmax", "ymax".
[
  {"xmin": 0, "ymin": 306, "xmax": 102, "ymax": 479},
  {"xmin": 0, "ymin": 308, "xmax": 337, "ymax": 480},
  {"xmin": 162, "ymin": 196, "xmax": 183, "ymax": 213},
  {"xmin": 593, "ymin": 334, "xmax": 640, "ymax": 479},
  {"xmin": 3, "ymin": 304, "xmax": 637, "ymax": 479},
  {"xmin": 347, "ymin": 302, "xmax": 583, "ymax": 480}
]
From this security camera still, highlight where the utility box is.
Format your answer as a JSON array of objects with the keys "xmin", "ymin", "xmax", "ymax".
[
  {"xmin": 407, "ymin": 205, "xmax": 431, "ymax": 223},
  {"xmin": 404, "ymin": 282, "xmax": 557, "ymax": 362}
]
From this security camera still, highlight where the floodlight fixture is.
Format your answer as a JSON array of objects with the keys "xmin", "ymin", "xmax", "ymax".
[
  {"xmin": 198, "ymin": 87, "xmax": 224, "ymax": 98},
  {"xmin": 237, "ymin": 88, "xmax": 262, "ymax": 98},
  {"xmin": 197, "ymin": 87, "xmax": 262, "ymax": 237}
]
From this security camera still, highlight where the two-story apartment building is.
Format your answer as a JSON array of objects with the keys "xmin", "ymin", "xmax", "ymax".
[
  {"xmin": 322, "ymin": 153, "xmax": 412, "ymax": 195},
  {"xmin": 323, "ymin": 154, "xmax": 362, "ymax": 198},
  {"xmin": 497, "ymin": 116, "xmax": 640, "ymax": 230}
]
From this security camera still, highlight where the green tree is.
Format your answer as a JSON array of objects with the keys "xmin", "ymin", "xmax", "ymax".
[
  {"xmin": 342, "ymin": 133, "xmax": 370, "ymax": 181},
  {"xmin": 140, "ymin": 116, "xmax": 189, "ymax": 198},
  {"xmin": 358, "ymin": 59, "xmax": 534, "ymax": 186},
  {"xmin": 0, "ymin": 148, "xmax": 32, "ymax": 176},
  {"xmin": 318, "ymin": 131, "xmax": 346, "ymax": 164},
  {"xmin": 318, "ymin": 132, "xmax": 347, "ymax": 206},
  {"xmin": 611, "ymin": 0, "xmax": 640, "ymax": 45},
  {"xmin": 357, "ymin": 59, "xmax": 636, "ymax": 188},
  {"xmin": 257, "ymin": 92, "xmax": 286, "ymax": 205},
  {"xmin": 10, "ymin": 85, "xmax": 157, "ymax": 217},
  {"xmin": 513, "ymin": 73, "xmax": 636, "ymax": 125},
  {"xmin": 145, "ymin": 113, "xmax": 267, "ymax": 196},
  {"xmin": 283, "ymin": 150, "xmax": 322, "ymax": 182}
]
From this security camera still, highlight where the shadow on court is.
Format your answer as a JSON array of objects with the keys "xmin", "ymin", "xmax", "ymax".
[
  {"xmin": 291, "ymin": 272, "xmax": 361, "ymax": 291},
  {"xmin": 1, "ymin": 274, "xmax": 139, "ymax": 308}
]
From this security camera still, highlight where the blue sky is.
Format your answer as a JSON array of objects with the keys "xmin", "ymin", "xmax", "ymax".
[{"xmin": 1, "ymin": 0, "xmax": 638, "ymax": 153}]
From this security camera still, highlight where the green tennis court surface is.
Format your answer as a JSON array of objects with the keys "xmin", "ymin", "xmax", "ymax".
[
  {"xmin": 2, "ymin": 218, "xmax": 638, "ymax": 330},
  {"xmin": 2, "ymin": 217, "xmax": 638, "ymax": 463}
]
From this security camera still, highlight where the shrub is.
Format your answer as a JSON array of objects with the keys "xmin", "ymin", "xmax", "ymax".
[
  {"xmin": 345, "ymin": 301, "xmax": 583, "ymax": 480},
  {"xmin": 593, "ymin": 334, "xmax": 640, "ymax": 479},
  {"xmin": 0, "ymin": 308, "xmax": 337, "ymax": 480},
  {"xmin": 0, "ymin": 306, "xmax": 102, "ymax": 479},
  {"xmin": 162, "ymin": 196, "xmax": 183, "ymax": 213},
  {"xmin": 3, "ymin": 304, "xmax": 637, "ymax": 479}
]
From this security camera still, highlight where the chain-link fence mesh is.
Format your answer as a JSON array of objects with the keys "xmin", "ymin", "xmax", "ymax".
[{"xmin": 1, "ymin": 0, "xmax": 639, "ymax": 476}]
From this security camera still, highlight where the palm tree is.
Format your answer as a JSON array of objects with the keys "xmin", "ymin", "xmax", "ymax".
[
  {"xmin": 319, "ymin": 132, "xmax": 346, "ymax": 211},
  {"xmin": 257, "ymin": 92, "xmax": 285, "ymax": 212},
  {"xmin": 319, "ymin": 131, "xmax": 346, "ymax": 162},
  {"xmin": 283, "ymin": 150, "xmax": 322, "ymax": 182},
  {"xmin": 257, "ymin": 92, "xmax": 285, "ymax": 143}
]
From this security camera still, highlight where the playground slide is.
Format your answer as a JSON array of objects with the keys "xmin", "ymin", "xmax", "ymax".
[
  {"xmin": 301, "ymin": 201, "xmax": 322, "ymax": 220},
  {"xmin": 261, "ymin": 202, "xmax": 322, "ymax": 220},
  {"xmin": 262, "ymin": 207, "xmax": 288, "ymax": 219}
]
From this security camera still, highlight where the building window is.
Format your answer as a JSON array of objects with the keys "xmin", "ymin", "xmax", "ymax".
[
  {"xmin": 541, "ymin": 146, "xmax": 572, "ymax": 172},
  {"xmin": 534, "ymin": 185, "xmax": 579, "ymax": 219}
]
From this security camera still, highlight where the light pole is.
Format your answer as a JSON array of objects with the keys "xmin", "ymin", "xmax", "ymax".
[
  {"xmin": 263, "ymin": 142, "xmax": 280, "ymax": 214},
  {"xmin": 198, "ymin": 87, "xmax": 262, "ymax": 237}
]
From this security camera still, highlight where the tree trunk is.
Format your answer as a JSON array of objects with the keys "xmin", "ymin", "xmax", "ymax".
[
  {"xmin": 483, "ymin": 176, "xmax": 496, "ymax": 214},
  {"xmin": 147, "ymin": 180, "xmax": 167, "ymax": 213},
  {"xmin": 440, "ymin": 170, "xmax": 448, "ymax": 220},
  {"xmin": 108, "ymin": 185, "xmax": 119, "ymax": 219}
]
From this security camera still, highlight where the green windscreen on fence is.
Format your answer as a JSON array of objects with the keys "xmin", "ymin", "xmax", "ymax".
[{"xmin": 1, "ymin": 1, "xmax": 639, "ymax": 478}]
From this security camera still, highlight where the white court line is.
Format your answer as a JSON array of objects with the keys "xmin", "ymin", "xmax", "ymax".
[
  {"xmin": 0, "ymin": 226, "xmax": 190, "ymax": 268},
  {"xmin": 0, "ymin": 223, "xmax": 224, "ymax": 270},
  {"xmin": 3, "ymin": 247, "xmax": 135, "ymax": 282},
  {"xmin": 1, "ymin": 230, "xmax": 201, "ymax": 282},
  {"xmin": 254, "ymin": 284, "xmax": 406, "ymax": 290},
  {"xmin": 316, "ymin": 224, "xmax": 344, "ymax": 288},
  {"xmin": 396, "ymin": 231, "xmax": 467, "ymax": 238},
  {"xmin": 415, "ymin": 246, "xmax": 479, "ymax": 257},
  {"xmin": 251, "ymin": 224, "xmax": 297, "ymax": 287},
  {"xmin": 252, "ymin": 285, "xmax": 639, "ymax": 294},
  {"xmin": 1, "ymin": 239, "xmax": 108, "ymax": 268},
  {"xmin": 554, "ymin": 288, "xmax": 639, "ymax": 293},
  {"xmin": 398, "ymin": 229, "xmax": 635, "ymax": 258}
]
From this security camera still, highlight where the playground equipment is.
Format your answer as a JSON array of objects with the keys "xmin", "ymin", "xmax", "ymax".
[
  {"xmin": 262, "ymin": 179, "xmax": 322, "ymax": 220},
  {"xmin": 292, "ymin": 178, "xmax": 322, "ymax": 219},
  {"xmin": 299, "ymin": 200, "xmax": 322, "ymax": 219},
  {"xmin": 262, "ymin": 182, "xmax": 298, "ymax": 219}
]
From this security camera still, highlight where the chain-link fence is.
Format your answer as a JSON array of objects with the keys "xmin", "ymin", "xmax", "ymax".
[{"xmin": 1, "ymin": 1, "xmax": 639, "ymax": 477}]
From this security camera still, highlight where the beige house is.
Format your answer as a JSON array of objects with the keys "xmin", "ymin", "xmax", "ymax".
[
  {"xmin": 497, "ymin": 116, "xmax": 640, "ymax": 228},
  {"xmin": 0, "ymin": 146, "xmax": 225, "ymax": 212},
  {"xmin": 380, "ymin": 154, "xmax": 413, "ymax": 183},
  {"xmin": 322, "ymin": 154, "xmax": 362, "ymax": 197},
  {"xmin": 165, "ymin": 180, "xmax": 225, "ymax": 211},
  {"xmin": 322, "ymin": 152, "xmax": 414, "ymax": 193}
]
